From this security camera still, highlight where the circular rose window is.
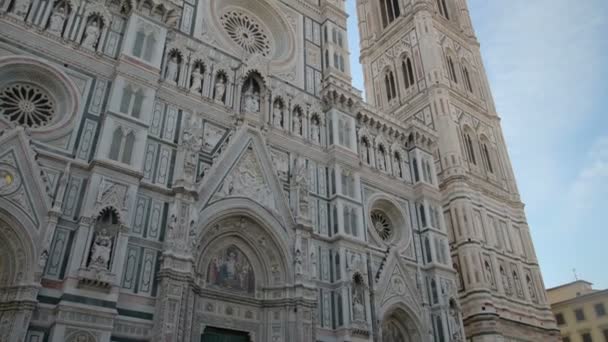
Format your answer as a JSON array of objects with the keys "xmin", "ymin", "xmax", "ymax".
[
  {"xmin": 0, "ymin": 83, "xmax": 55, "ymax": 128},
  {"xmin": 371, "ymin": 210, "xmax": 393, "ymax": 241},
  {"xmin": 220, "ymin": 10, "xmax": 272, "ymax": 57}
]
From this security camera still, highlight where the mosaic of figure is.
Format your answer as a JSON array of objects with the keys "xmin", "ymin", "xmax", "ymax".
[{"xmin": 207, "ymin": 245, "xmax": 255, "ymax": 294}]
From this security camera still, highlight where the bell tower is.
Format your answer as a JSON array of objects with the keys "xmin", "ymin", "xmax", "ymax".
[{"xmin": 356, "ymin": 0, "xmax": 560, "ymax": 340}]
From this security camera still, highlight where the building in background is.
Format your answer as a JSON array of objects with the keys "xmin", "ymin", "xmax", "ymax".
[
  {"xmin": 548, "ymin": 280, "xmax": 608, "ymax": 342},
  {"xmin": 0, "ymin": 0, "xmax": 556, "ymax": 341}
]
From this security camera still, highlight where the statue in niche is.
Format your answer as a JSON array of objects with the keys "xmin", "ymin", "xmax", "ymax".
[
  {"xmin": 293, "ymin": 113, "xmax": 302, "ymax": 135},
  {"xmin": 207, "ymin": 245, "xmax": 255, "ymax": 294},
  {"xmin": 294, "ymin": 157, "xmax": 309, "ymax": 219},
  {"xmin": 48, "ymin": 4, "xmax": 67, "ymax": 35},
  {"xmin": 377, "ymin": 148, "xmax": 386, "ymax": 171},
  {"xmin": 361, "ymin": 140, "xmax": 369, "ymax": 164},
  {"xmin": 243, "ymin": 86, "xmax": 260, "ymax": 112},
  {"xmin": 214, "ymin": 75, "xmax": 226, "ymax": 103},
  {"xmin": 12, "ymin": 0, "xmax": 31, "ymax": 18},
  {"xmin": 181, "ymin": 116, "xmax": 203, "ymax": 181},
  {"xmin": 190, "ymin": 66, "xmax": 203, "ymax": 93},
  {"xmin": 90, "ymin": 228, "xmax": 113, "ymax": 270},
  {"xmin": 165, "ymin": 55, "xmax": 179, "ymax": 83},
  {"xmin": 449, "ymin": 300, "xmax": 463, "ymax": 341},
  {"xmin": 311, "ymin": 117, "xmax": 320, "ymax": 143},
  {"xmin": 352, "ymin": 274, "xmax": 366, "ymax": 321},
  {"xmin": 273, "ymin": 101, "xmax": 283, "ymax": 128},
  {"xmin": 309, "ymin": 244, "xmax": 317, "ymax": 279},
  {"xmin": 82, "ymin": 19, "xmax": 100, "ymax": 50}
]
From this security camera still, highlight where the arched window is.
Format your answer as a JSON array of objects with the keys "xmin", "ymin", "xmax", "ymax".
[
  {"xmin": 385, "ymin": 71, "xmax": 397, "ymax": 102},
  {"xmin": 463, "ymin": 66, "xmax": 473, "ymax": 93},
  {"xmin": 447, "ymin": 55, "xmax": 458, "ymax": 83},
  {"xmin": 361, "ymin": 138, "xmax": 371, "ymax": 164},
  {"xmin": 379, "ymin": 0, "xmax": 401, "ymax": 28},
  {"xmin": 131, "ymin": 89, "xmax": 144, "ymax": 118},
  {"xmin": 437, "ymin": 0, "xmax": 449, "ymax": 19},
  {"xmin": 109, "ymin": 128, "xmax": 123, "ymax": 161},
  {"xmin": 339, "ymin": 55, "xmax": 345, "ymax": 72},
  {"xmin": 325, "ymin": 50, "xmax": 329, "ymax": 69},
  {"xmin": 122, "ymin": 132, "xmax": 135, "ymax": 164},
  {"xmin": 482, "ymin": 142, "xmax": 494, "ymax": 173},
  {"xmin": 464, "ymin": 132, "xmax": 477, "ymax": 165},
  {"xmin": 401, "ymin": 57, "xmax": 415, "ymax": 89},
  {"xmin": 419, "ymin": 204, "xmax": 427, "ymax": 227},
  {"xmin": 334, "ymin": 252, "xmax": 341, "ymax": 280},
  {"xmin": 425, "ymin": 237, "xmax": 432, "ymax": 263},
  {"xmin": 431, "ymin": 279, "xmax": 438, "ymax": 303},
  {"xmin": 333, "ymin": 52, "xmax": 339, "ymax": 69}
]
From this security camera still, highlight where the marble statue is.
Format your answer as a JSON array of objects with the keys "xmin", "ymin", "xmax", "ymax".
[
  {"xmin": 165, "ymin": 55, "xmax": 179, "ymax": 83},
  {"xmin": 311, "ymin": 119, "xmax": 320, "ymax": 143},
  {"xmin": 214, "ymin": 76, "xmax": 226, "ymax": 103},
  {"xmin": 82, "ymin": 19, "xmax": 100, "ymax": 50},
  {"xmin": 190, "ymin": 66, "xmax": 203, "ymax": 93},
  {"xmin": 48, "ymin": 5, "xmax": 67, "ymax": 36},
  {"xmin": 293, "ymin": 114, "xmax": 302, "ymax": 135},
  {"xmin": 12, "ymin": 0, "xmax": 30, "ymax": 18},
  {"xmin": 273, "ymin": 102, "xmax": 283, "ymax": 128},
  {"xmin": 243, "ymin": 87, "xmax": 260, "ymax": 112},
  {"xmin": 309, "ymin": 244, "xmax": 317, "ymax": 279},
  {"xmin": 294, "ymin": 157, "xmax": 309, "ymax": 219},
  {"xmin": 90, "ymin": 229, "xmax": 113, "ymax": 270}
]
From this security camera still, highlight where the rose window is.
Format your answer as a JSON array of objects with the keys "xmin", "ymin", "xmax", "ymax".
[
  {"xmin": 0, "ymin": 83, "xmax": 55, "ymax": 128},
  {"xmin": 221, "ymin": 10, "xmax": 271, "ymax": 57},
  {"xmin": 371, "ymin": 210, "xmax": 393, "ymax": 241}
]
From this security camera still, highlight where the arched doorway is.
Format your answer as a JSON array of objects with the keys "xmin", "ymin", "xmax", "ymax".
[
  {"xmin": 380, "ymin": 307, "xmax": 423, "ymax": 342},
  {"xmin": 0, "ymin": 214, "xmax": 38, "ymax": 342},
  {"xmin": 189, "ymin": 212, "xmax": 293, "ymax": 341}
]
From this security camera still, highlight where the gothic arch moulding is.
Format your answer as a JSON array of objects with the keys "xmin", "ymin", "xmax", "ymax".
[
  {"xmin": 380, "ymin": 303, "xmax": 427, "ymax": 342},
  {"xmin": 0, "ymin": 56, "xmax": 82, "ymax": 142},
  {"xmin": 0, "ymin": 211, "xmax": 38, "ymax": 288},
  {"xmin": 193, "ymin": 203, "xmax": 294, "ymax": 294}
]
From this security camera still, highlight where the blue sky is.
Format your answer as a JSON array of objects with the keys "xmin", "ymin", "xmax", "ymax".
[{"xmin": 345, "ymin": 0, "xmax": 608, "ymax": 289}]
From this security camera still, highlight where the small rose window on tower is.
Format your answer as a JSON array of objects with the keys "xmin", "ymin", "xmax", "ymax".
[
  {"xmin": 0, "ymin": 83, "xmax": 55, "ymax": 128},
  {"xmin": 371, "ymin": 209, "xmax": 393, "ymax": 241},
  {"xmin": 221, "ymin": 10, "xmax": 271, "ymax": 57}
]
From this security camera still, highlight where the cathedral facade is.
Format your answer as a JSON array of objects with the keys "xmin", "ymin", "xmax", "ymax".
[{"xmin": 0, "ymin": 0, "xmax": 558, "ymax": 341}]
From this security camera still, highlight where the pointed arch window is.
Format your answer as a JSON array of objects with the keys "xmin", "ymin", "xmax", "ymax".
[
  {"xmin": 379, "ymin": 0, "xmax": 401, "ymax": 28},
  {"xmin": 132, "ymin": 29, "xmax": 157, "ymax": 63},
  {"xmin": 482, "ymin": 142, "xmax": 494, "ymax": 173},
  {"xmin": 437, "ymin": 0, "xmax": 449, "ymax": 19},
  {"xmin": 401, "ymin": 57, "xmax": 415, "ymax": 89},
  {"xmin": 447, "ymin": 55, "xmax": 458, "ymax": 83},
  {"xmin": 385, "ymin": 71, "xmax": 397, "ymax": 102},
  {"xmin": 464, "ymin": 132, "xmax": 477, "ymax": 165},
  {"xmin": 108, "ymin": 127, "xmax": 136, "ymax": 165},
  {"xmin": 463, "ymin": 66, "xmax": 474, "ymax": 93}
]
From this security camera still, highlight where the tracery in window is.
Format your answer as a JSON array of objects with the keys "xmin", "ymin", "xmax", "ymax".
[
  {"xmin": 0, "ymin": 83, "xmax": 55, "ymax": 128},
  {"xmin": 446, "ymin": 55, "xmax": 458, "ymax": 83},
  {"xmin": 481, "ymin": 142, "xmax": 494, "ymax": 173},
  {"xmin": 108, "ymin": 127, "xmax": 136, "ymax": 164},
  {"xmin": 437, "ymin": 0, "xmax": 449, "ymax": 19},
  {"xmin": 401, "ymin": 57, "xmax": 415, "ymax": 90},
  {"xmin": 221, "ymin": 10, "xmax": 271, "ymax": 57},
  {"xmin": 463, "ymin": 66, "xmax": 473, "ymax": 93},
  {"xmin": 371, "ymin": 209, "xmax": 393, "ymax": 241},
  {"xmin": 379, "ymin": 0, "xmax": 401, "ymax": 28},
  {"xmin": 385, "ymin": 71, "xmax": 397, "ymax": 102},
  {"xmin": 464, "ymin": 131, "xmax": 477, "ymax": 165}
]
